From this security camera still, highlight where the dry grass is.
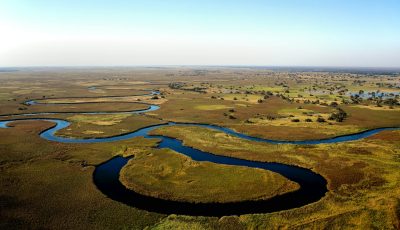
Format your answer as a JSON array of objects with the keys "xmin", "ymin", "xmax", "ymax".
[{"xmin": 1, "ymin": 68, "xmax": 399, "ymax": 229}]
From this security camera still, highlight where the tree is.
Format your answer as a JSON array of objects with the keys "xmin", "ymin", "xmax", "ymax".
[{"xmin": 328, "ymin": 108, "xmax": 347, "ymax": 122}]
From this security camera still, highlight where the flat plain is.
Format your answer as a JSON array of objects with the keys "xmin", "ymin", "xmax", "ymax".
[{"xmin": 0, "ymin": 67, "xmax": 399, "ymax": 229}]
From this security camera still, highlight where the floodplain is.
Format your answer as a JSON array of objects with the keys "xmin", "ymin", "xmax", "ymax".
[{"xmin": 0, "ymin": 67, "xmax": 399, "ymax": 229}]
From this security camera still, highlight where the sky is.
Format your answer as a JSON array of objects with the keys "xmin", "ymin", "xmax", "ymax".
[{"xmin": 0, "ymin": 0, "xmax": 399, "ymax": 67}]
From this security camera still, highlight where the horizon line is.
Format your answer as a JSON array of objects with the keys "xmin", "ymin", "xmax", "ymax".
[{"xmin": 1, "ymin": 65, "xmax": 400, "ymax": 70}]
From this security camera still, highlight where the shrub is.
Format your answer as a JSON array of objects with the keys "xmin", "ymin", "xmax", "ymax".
[
  {"xmin": 228, "ymin": 115, "xmax": 236, "ymax": 119},
  {"xmin": 266, "ymin": 115, "xmax": 275, "ymax": 120},
  {"xmin": 330, "ymin": 101, "xmax": 339, "ymax": 107},
  {"xmin": 328, "ymin": 108, "xmax": 347, "ymax": 122}
]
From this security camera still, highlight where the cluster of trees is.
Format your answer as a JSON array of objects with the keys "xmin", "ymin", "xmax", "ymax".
[
  {"xmin": 290, "ymin": 117, "xmax": 326, "ymax": 123},
  {"xmin": 382, "ymin": 98, "xmax": 399, "ymax": 106},
  {"xmin": 168, "ymin": 82, "xmax": 185, "ymax": 89},
  {"xmin": 169, "ymin": 82, "xmax": 208, "ymax": 93},
  {"xmin": 350, "ymin": 92, "xmax": 399, "ymax": 107},
  {"xmin": 328, "ymin": 108, "xmax": 347, "ymax": 122}
]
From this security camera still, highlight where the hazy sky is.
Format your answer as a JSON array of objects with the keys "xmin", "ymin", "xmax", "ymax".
[{"xmin": 1, "ymin": 0, "xmax": 399, "ymax": 67}]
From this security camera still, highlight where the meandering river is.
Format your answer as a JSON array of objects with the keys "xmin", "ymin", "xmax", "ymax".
[{"xmin": 0, "ymin": 90, "xmax": 398, "ymax": 216}]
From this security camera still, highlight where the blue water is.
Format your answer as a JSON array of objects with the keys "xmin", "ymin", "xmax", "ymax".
[
  {"xmin": 0, "ymin": 119, "xmax": 394, "ymax": 145},
  {"xmin": 2, "ymin": 91, "xmax": 161, "ymax": 122},
  {"xmin": 1, "ymin": 118, "xmax": 398, "ymax": 216},
  {"xmin": 23, "ymin": 90, "xmax": 160, "ymax": 106},
  {"xmin": 0, "ymin": 89, "xmax": 398, "ymax": 216},
  {"xmin": 350, "ymin": 91, "xmax": 400, "ymax": 99},
  {"xmin": 0, "ymin": 121, "xmax": 9, "ymax": 128}
]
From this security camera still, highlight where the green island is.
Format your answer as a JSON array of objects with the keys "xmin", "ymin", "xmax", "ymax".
[
  {"xmin": 1, "ymin": 67, "xmax": 399, "ymax": 229},
  {"xmin": 120, "ymin": 148, "xmax": 299, "ymax": 203}
]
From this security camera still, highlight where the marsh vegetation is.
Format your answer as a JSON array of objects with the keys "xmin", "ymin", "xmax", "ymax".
[{"xmin": 0, "ymin": 67, "xmax": 399, "ymax": 229}]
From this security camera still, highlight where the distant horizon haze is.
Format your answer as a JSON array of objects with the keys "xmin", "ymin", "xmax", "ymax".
[{"xmin": 1, "ymin": 0, "xmax": 399, "ymax": 67}]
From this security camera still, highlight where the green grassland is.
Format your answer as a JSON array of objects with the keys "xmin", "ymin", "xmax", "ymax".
[
  {"xmin": 154, "ymin": 90, "xmax": 400, "ymax": 140},
  {"xmin": 0, "ymin": 68, "xmax": 399, "ymax": 229},
  {"xmin": 38, "ymin": 94, "xmax": 167, "ymax": 104},
  {"xmin": 150, "ymin": 125, "xmax": 400, "ymax": 229},
  {"xmin": 57, "ymin": 114, "xmax": 166, "ymax": 138},
  {"xmin": 0, "ymin": 121, "xmax": 167, "ymax": 229},
  {"xmin": 120, "ymin": 148, "xmax": 299, "ymax": 203},
  {"xmin": 0, "ymin": 102, "xmax": 150, "ymax": 116}
]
